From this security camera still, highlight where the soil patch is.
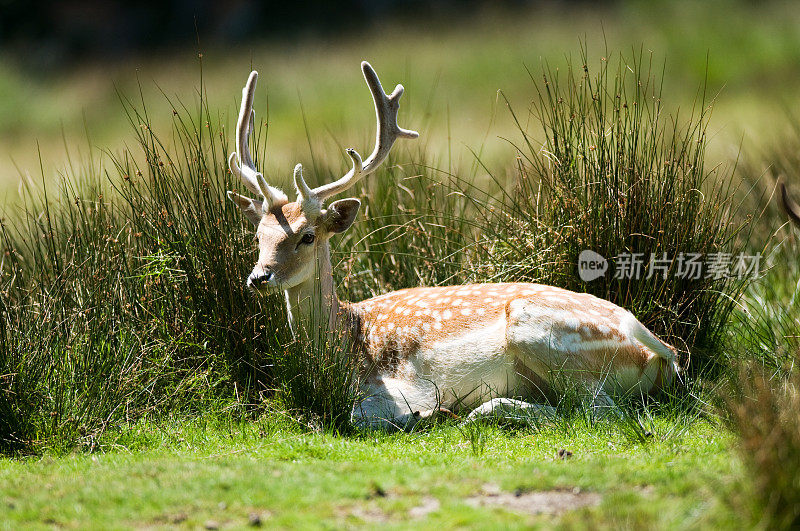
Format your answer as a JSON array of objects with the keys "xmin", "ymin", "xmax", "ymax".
[{"xmin": 466, "ymin": 484, "xmax": 600, "ymax": 516}]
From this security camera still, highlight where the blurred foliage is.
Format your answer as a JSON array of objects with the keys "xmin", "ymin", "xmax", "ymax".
[
  {"xmin": 722, "ymin": 363, "xmax": 800, "ymax": 529},
  {"xmin": 4, "ymin": 0, "xmax": 800, "ymax": 200}
]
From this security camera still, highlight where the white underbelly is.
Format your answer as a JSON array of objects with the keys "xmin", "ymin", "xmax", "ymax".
[{"xmin": 410, "ymin": 318, "xmax": 518, "ymax": 407}]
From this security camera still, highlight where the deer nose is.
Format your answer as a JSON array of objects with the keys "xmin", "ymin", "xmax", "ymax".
[{"xmin": 248, "ymin": 269, "xmax": 273, "ymax": 288}]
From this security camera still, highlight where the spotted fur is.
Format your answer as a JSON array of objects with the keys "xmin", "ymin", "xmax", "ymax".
[{"xmin": 339, "ymin": 282, "xmax": 679, "ymax": 428}]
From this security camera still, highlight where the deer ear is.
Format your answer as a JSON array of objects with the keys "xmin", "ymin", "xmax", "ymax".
[
  {"xmin": 227, "ymin": 191, "xmax": 263, "ymax": 227},
  {"xmin": 322, "ymin": 198, "xmax": 361, "ymax": 234}
]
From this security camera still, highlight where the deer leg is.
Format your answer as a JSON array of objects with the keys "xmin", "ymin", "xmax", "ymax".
[
  {"xmin": 465, "ymin": 398, "xmax": 556, "ymax": 424},
  {"xmin": 410, "ymin": 406, "xmax": 459, "ymax": 428},
  {"xmin": 351, "ymin": 377, "xmax": 440, "ymax": 431},
  {"xmin": 589, "ymin": 387, "xmax": 624, "ymax": 419},
  {"xmin": 351, "ymin": 395, "xmax": 411, "ymax": 431}
]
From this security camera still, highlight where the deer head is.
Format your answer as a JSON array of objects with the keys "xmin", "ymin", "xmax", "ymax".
[{"xmin": 227, "ymin": 62, "xmax": 419, "ymax": 293}]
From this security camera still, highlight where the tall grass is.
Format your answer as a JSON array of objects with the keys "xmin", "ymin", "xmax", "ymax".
[
  {"xmin": 716, "ymin": 105, "xmax": 800, "ymax": 528},
  {"xmin": 0, "ymin": 79, "xmax": 291, "ymax": 454},
  {"xmin": 732, "ymin": 108, "xmax": 800, "ymax": 372},
  {"xmin": 473, "ymin": 48, "xmax": 751, "ymax": 373},
  {"xmin": 335, "ymin": 152, "xmax": 485, "ymax": 297},
  {"xmin": 272, "ymin": 311, "xmax": 363, "ymax": 433}
]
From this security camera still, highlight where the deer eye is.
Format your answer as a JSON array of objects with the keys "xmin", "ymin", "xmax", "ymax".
[{"xmin": 300, "ymin": 233, "xmax": 315, "ymax": 245}]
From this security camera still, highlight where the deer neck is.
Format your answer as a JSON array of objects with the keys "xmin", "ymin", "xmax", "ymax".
[{"xmin": 283, "ymin": 240, "xmax": 340, "ymax": 340}]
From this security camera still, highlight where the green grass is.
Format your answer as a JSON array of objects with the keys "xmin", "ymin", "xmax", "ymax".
[{"xmin": 0, "ymin": 415, "xmax": 739, "ymax": 529}]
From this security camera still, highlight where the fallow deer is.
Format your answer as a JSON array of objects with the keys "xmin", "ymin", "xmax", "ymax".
[
  {"xmin": 227, "ymin": 62, "xmax": 680, "ymax": 429},
  {"xmin": 781, "ymin": 179, "xmax": 800, "ymax": 226}
]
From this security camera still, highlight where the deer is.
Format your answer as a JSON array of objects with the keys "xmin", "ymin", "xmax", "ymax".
[
  {"xmin": 781, "ymin": 179, "xmax": 800, "ymax": 226},
  {"xmin": 227, "ymin": 61, "xmax": 681, "ymax": 429}
]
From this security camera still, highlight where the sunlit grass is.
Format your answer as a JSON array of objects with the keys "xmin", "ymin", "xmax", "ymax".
[{"xmin": 0, "ymin": 414, "xmax": 739, "ymax": 528}]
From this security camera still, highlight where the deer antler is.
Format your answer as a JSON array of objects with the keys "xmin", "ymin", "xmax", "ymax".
[
  {"xmin": 228, "ymin": 71, "xmax": 286, "ymax": 209},
  {"xmin": 780, "ymin": 179, "xmax": 800, "ymax": 226},
  {"xmin": 294, "ymin": 61, "xmax": 419, "ymax": 210}
]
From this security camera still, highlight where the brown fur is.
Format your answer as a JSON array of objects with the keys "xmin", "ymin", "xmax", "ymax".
[{"xmin": 345, "ymin": 282, "xmax": 674, "ymax": 394}]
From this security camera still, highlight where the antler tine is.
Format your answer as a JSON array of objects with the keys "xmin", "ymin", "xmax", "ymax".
[
  {"xmin": 295, "ymin": 150, "xmax": 363, "ymax": 213},
  {"xmin": 304, "ymin": 61, "xmax": 419, "ymax": 203},
  {"xmin": 294, "ymin": 163, "xmax": 313, "ymax": 203},
  {"xmin": 228, "ymin": 71, "xmax": 286, "ymax": 209},
  {"xmin": 228, "ymin": 71, "xmax": 262, "ymax": 196},
  {"xmin": 780, "ymin": 179, "xmax": 800, "ymax": 226}
]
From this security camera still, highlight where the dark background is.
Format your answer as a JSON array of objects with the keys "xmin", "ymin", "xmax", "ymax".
[{"xmin": 0, "ymin": 0, "xmax": 557, "ymax": 69}]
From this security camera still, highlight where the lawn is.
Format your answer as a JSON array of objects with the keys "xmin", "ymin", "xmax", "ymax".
[{"xmin": 0, "ymin": 416, "xmax": 739, "ymax": 529}]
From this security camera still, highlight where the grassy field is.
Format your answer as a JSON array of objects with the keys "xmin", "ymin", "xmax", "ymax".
[
  {"xmin": 0, "ymin": 414, "xmax": 741, "ymax": 529},
  {"xmin": 3, "ymin": 0, "xmax": 800, "ymax": 528}
]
